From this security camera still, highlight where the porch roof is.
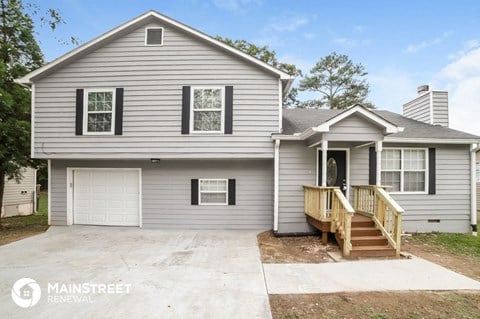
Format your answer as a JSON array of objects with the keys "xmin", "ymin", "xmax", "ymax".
[{"xmin": 278, "ymin": 107, "xmax": 480, "ymax": 143}]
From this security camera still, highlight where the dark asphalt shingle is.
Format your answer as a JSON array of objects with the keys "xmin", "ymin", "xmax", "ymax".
[{"xmin": 281, "ymin": 108, "xmax": 480, "ymax": 140}]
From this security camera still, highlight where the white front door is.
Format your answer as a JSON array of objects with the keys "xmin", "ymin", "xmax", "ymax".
[{"xmin": 73, "ymin": 169, "xmax": 140, "ymax": 226}]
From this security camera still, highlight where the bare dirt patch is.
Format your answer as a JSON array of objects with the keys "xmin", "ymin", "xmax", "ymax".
[
  {"xmin": 0, "ymin": 215, "xmax": 48, "ymax": 246},
  {"xmin": 261, "ymin": 231, "xmax": 480, "ymax": 318},
  {"xmin": 402, "ymin": 236, "xmax": 480, "ymax": 281},
  {"xmin": 257, "ymin": 231, "xmax": 340, "ymax": 263},
  {"xmin": 270, "ymin": 291, "xmax": 480, "ymax": 319}
]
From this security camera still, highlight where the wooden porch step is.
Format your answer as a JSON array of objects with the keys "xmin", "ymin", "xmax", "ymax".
[
  {"xmin": 351, "ymin": 235, "xmax": 388, "ymax": 246},
  {"xmin": 351, "ymin": 215, "xmax": 375, "ymax": 227},
  {"xmin": 350, "ymin": 245, "xmax": 396, "ymax": 258},
  {"xmin": 351, "ymin": 227, "xmax": 382, "ymax": 236}
]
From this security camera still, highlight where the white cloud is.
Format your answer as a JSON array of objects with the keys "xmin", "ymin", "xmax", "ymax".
[
  {"xmin": 448, "ymin": 39, "xmax": 480, "ymax": 60},
  {"xmin": 369, "ymin": 67, "xmax": 418, "ymax": 112},
  {"xmin": 303, "ymin": 32, "xmax": 316, "ymax": 40},
  {"xmin": 212, "ymin": 0, "xmax": 262, "ymax": 12},
  {"xmin": 269, "ymin": 17, "xmax": 308, "ymax": 32},
  {"xmin": 354, "ymin": 25, "xmax": 366, "ymax": 32},
  {"xmin": 332, "ymin": 37, "xmax": 371, "ymax": 48},
  {"xmin": 403, "ymin": 31, "xmax": 452, "ymax": 54},
  {"xmin": 434, "ymin": 48, "xmax": 480, "ymax": 135}
]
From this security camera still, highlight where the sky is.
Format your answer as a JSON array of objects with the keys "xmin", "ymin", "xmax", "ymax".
[{"xmin": 32, "ymin": 0, "xmax": 480, "ymax": 135}]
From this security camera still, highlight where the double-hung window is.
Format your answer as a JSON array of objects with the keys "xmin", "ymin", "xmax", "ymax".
[
  {"xmin": 381, "ymin": 148, "xmax": 427, "ymax": 193},
  {"xmin": 199, "ymin": 179, "xmax": 228, "ymax": 205},
  {"xmin": 84, "ymin": 89, "xmax": 115, "ymax": 134},
  {"xmin": 191, "ymin": 87, "xmax": 224, "ymax": 133}
]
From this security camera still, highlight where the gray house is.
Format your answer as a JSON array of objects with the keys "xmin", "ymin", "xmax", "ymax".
[{"xmin": 16, "ymin": 11, "xmax": 478, "ymax": 242}]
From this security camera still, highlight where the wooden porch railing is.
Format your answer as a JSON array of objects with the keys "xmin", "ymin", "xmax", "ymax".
[
  {"xmin": 304, "ymin": 185, "xmax": 355, "ymax": 256},
  {"xmin": 352, "ymin": 185, "xmax": 404, "ymax": 256}
]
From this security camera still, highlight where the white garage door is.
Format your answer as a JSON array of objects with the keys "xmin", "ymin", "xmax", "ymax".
[{"xmin": 73, "ymin": 169, "xmax": 140, "ymax": 226}]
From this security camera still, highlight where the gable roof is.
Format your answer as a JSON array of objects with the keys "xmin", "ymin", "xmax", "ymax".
[
  {"xmin": 16, "ymin": 10, "xmax": 293, "ymax": 89},
  {"xmin": 280, "ymin": 107, "xmax": 480, "ymax": 143},
  {"xmin": 310, "ymin": 104, "xmax": 401, "ymax": 134}
]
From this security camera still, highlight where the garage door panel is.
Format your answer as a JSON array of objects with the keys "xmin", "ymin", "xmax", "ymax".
[{"xmin": 73, "ymin": 169, "xmax": 140, "ymax": 226}]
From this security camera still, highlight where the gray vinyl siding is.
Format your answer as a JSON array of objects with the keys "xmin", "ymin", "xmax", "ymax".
[
  {"xmin": 402, "ymin": 92, "xmax": 431, "ymax": 124},
  {"xmin": 34, "ymin": 21, "xmax": 279, "ymax": 159},
  {"xmin": 276, "ymin": 142, "xmax": 472, "ymax": 234},
  {"xmin": 382, "ymin": 143, "xmax": 471, "ymax": 233},
  {"xmin": 432, "ymin": 91, "xmax": 449, "ymax": 127},
  {"xmin": 50, "ymin": 159, "xmax": 273, "ymax": 229},
  {"xmin": 2, "ymin": 167, "xmax": 36, "ymax": 206},
  {"xmin": 323, "ymin": 114, "xmax": 383, "ymax": 142},
  {"xmin": 277, "ymin": 141, "xmax": 316, "ymax": 233}
]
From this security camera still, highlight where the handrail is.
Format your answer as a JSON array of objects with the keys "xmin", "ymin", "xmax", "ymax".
[
  {"xmin": 352, "ymin": 185, "xmax": 404, "ymax": 256},
  {"xmin": 304, "ymin": 185, "xmax": 355, "ymax": 256}
]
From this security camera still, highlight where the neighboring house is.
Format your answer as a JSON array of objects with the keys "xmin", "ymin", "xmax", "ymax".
[
  {"xmin": 1, "ymin": 167, "xmax": 37, "ymax": 217},
  {"xmin": 16, "ymin": 11, "xmax": 479, "ymax": 235}
]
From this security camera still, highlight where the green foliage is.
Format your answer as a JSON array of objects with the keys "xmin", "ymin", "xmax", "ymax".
[
  {"xmin": 37, "ymin": 191, "xmax": 47, "ymax": 216},
  {"xmin": 299, "ymin": 52, "xmax": 373, "ymax": 109},
  {"xmin": 0, "ymin": 0, "xmax": 43, "ymax": 182},
  {"xmin": 215, "ymin": 36, "xmax": 301, "ymax": 107},
  {"xmin": 0, "ymin": 0, "xmax": 70, "ymax": 227}
]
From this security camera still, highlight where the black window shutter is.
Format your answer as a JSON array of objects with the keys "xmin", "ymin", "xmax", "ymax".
[
  {"xmin": 369, "ymin": 147, "xmax": 377, "ymax": 185},
  {"xmin": 75, "ymin": 89, "xmax": 84, "ymax": 135},
  {"xmin": 182, "ymin": 86, "xmax": 191, "ymax": 134},
  {"xmin": 225, "ymin": 86, "xmax": 233, "ymax": 134},
  {"xmin": 228, "ymin": 179, "xmax": 236, "ymax": 205},
  {"xmin": 428, "ymin": 148, "xmax": 436, "ymax": 195},
  {"xmin": 115, "ymin": 88, "xmax": 124, "ymax": 135},
  {"xmin": 191, "ymin": 179, "xmax": 199, "ymax": 205}
]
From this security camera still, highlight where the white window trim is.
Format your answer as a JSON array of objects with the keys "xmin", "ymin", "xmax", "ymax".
[
  {"xmin": 144, "ymin": 27, "xmax": 164, "ymax": 46},
  {"xmin": 83, "ymin": 88, "xmax": 116, "ymax": 135},
  {"xmin": 190, "ymin": 86, "xmax": 225, "ymax": 134},
  {"xmin": 382, "ymin": 147, "xmax": 429, "ymax": 194},
  {"xmin": 198, "ymin": 179, "xmax": 228, "ymax": 206}
]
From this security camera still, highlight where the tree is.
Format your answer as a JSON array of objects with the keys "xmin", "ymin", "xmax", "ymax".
[
  {"xmin": 299, "ymin": 52, "xmax": 373, "ymax": 109},
  {"xmin": 0, "ymin": 0, "xmax": 69, "ymax": 228},
  {"xmin": 215, "ymin": 36, "xmax": 301, "ymax": 107}
]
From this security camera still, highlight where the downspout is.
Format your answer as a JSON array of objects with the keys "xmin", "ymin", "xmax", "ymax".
[
  {"xmin": 273, "ymin": 139, "xmax": 280, "ymax": 232},
  {"xmin": 470, "ymin": 144, "xmax": 479, "ymax": 236}
]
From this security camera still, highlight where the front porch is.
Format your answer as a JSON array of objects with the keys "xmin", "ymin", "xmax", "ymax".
[{"xmin": 304, "ymin": 185, "xmax": 404, "ymax": 258}]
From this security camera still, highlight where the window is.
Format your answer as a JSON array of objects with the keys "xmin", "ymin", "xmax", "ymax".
[
  {"xmin": 84, "ymin": 89, "xmax": 115, "ymax": 134},
  {"xmin": 381, "ymin": 148, "xmax": 427, "ymax": 192},
  {"xmin": 199, "ymin": 179, "xmax": 228, "ymax": 205},
  {"xmin": 477, "ymin": 161, "xmax": 480, "ymax": 183},
  {"xmin": 145, "ymin": 27, "xmax": 163, "ymax": 45},
  {"xmin": 191, "ymin": 87, "xmax": 224, "ymax": 133}
]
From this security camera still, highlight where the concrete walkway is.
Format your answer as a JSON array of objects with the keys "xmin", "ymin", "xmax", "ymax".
[{"xmin": 263, "ymin": 256, "xmax": 480, "ymax": 294}]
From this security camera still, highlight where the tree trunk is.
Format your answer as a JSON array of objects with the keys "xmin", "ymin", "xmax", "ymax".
[{"xmin": 0, "ymin": 170, "xmax": 5, "ymax": 230}]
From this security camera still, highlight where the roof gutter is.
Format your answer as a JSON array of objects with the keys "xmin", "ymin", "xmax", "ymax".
[
  {"xmin": 273, "ymin": 139, "xmax": 280, "ymax": 232},
  {"xmin": 384, "ymin": 137, "xmax": 480, "ymax": 144}
]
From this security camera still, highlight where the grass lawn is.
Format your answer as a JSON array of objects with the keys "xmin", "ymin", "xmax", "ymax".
[
  {"xmin": 407, "ymin": 232, "xmax": 480, "ymax": 258},
  {"xmin": 0, "ymin": 192, "xmax": 49, "ymax": 245}
]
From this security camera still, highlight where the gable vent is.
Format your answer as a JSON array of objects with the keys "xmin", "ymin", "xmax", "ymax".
[{"xmin": 145, "ymin": 27, "xmax": 163, "ymax": 45}]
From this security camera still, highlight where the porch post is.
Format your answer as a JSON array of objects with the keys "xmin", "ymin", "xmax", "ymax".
[
  {"xmin": 375, "ymin": 140, "xmax": 383, "ymax": 186},
  {"xmin": 321, "ymin": 140, "xmax": 328, "ymax": 187}
]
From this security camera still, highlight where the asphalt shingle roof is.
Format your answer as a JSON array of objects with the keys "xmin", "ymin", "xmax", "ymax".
[{"xmin": 282, "ymin": 108, "xmax": 480, "ymax": 140}]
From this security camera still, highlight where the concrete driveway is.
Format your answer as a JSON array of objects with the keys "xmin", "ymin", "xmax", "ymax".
[{"xmin": 0, "ymin": 226, "xmax": 271, "ymax": 319}]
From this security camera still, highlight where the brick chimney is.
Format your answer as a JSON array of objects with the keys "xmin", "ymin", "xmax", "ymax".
[{"xmin": 402, "ymin": 85, "xmax": 449, "ymax": 127}]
